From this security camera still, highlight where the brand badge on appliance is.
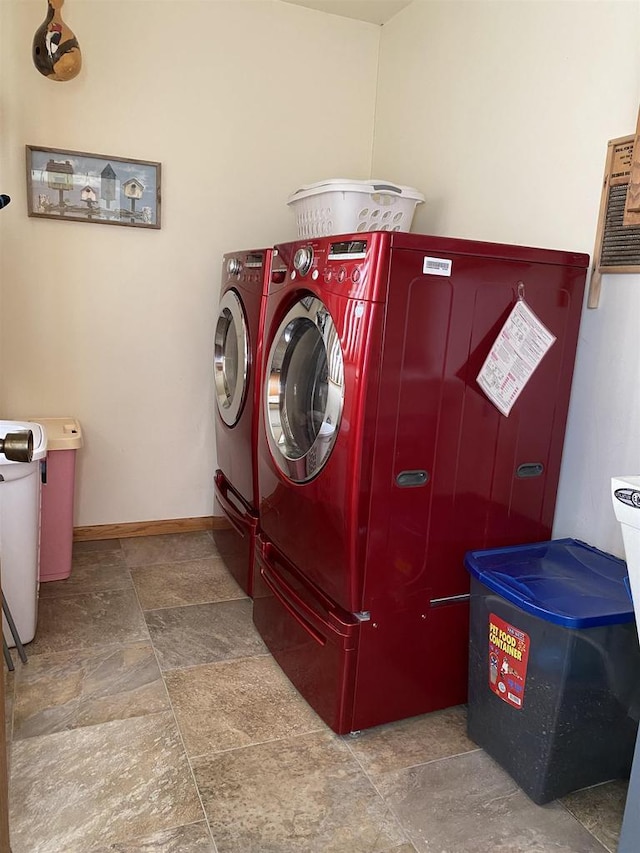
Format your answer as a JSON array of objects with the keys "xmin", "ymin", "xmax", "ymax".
[{"xmin": 614, "ymin": 488, "xmax": 640, "ymax": 508}]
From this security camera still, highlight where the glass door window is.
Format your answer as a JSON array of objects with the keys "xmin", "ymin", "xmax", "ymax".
[
  {"xmin": 265, "ymin": 295, "xmax": 344, "ymax": 482},
  {"xmin": 214, "ymin": 289, "xmax": 249, "ymax": 426}
]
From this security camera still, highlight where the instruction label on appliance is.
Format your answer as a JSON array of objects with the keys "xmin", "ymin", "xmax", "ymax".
[
  {"xmin": 489, "ymin": 614, "xmax": 530, "ymax": 710},
  {"xmin": 476, "ymin": 299, "xmax": 556, "ymax": 417}
]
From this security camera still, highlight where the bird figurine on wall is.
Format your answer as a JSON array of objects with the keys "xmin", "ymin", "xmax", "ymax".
[{"xmin": 32, "ymin": 0, "xmax": 82, "ymax": 82}]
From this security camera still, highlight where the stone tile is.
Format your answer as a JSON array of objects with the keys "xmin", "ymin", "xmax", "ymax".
[
  {"xmin": 9, "ymin": 712, "xmax": 204, "ymax": 853},
  {"xmin": 89, "ymin": 821, "xmax": 216, "ymax": 852},
  {"xmin": 28, "ymin": 588, "xmax": 149, "ymax": 658},
  {"xmin": 40, "ymin": 555, "xmax": 132, "ymax": 598},
  {"xmin": 374, "ymin": 749, "xmax": 607, "ymax": 852},
  {"xmin": 165, "ymin": 655, "xmax": 323, "ymax": 756},
  {"xmin": 145, "ymin": 599, "xmax": 265, "ymax": 671},
  {"xmin": 69, "ymin": 548, "xmax": 129, "ymax": 576},
  {"xmin": 131, "ymin": 557, "xmax": 245, "ymax": 610},
  {"xmin": 13, "ymin": 642, "xmax": 169, "ymax": 739},
  {"xmin": 192, "ymin": 729, "xmax": 408, "ymax": 852},
  {"xmin": 345, "ymin": 705, "xmax": 477, "ymax": 775},
  {"xmin": 72, "ymin": 548, "xmax": 128, "ymax": 568},
  {"xmin": 73, "ymin": 539, "xmax": 123, "ymax": 554},
  {"xmin": 4, "ymin": 666, "xmax": 15, "ymax": 739},
  {"xmin": 380, "ymin": 847, "xmax": 417, "ymax": 853},
  {"xmin": 121, "ymin": 532, "xmax": 217, "ymax": 567},
  {"xmin": 4, "ymin": 666, "xmax": 15, "ymax": 776},
  {"xmin": 562, "ymin": 780, "xmax": 628, "ymax": 852}
]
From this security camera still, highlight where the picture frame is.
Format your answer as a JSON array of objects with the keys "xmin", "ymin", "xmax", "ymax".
[{"xmin": 26, "ymin": 145, "xmax": 161, "ymax": 229}]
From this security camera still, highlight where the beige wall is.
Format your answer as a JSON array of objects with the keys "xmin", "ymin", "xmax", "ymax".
[
  {"xmin": 375, "ymin": 0, "xmax": 638, "ymax": 250},
  {"xmin": 375, "ymin": 0, "xmax": 640, "ymax": 556},
  {"xmin": 0, "ymin": 0, "xmax": 379, "ymax": 525}
]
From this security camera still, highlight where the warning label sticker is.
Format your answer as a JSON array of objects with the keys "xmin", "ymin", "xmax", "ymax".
[
  {"xmin": 488, "ymin": 614, "xmax": 530, "ymax": 710},
  {"xmin": 476, "ymin": 299, "xmax": 556, "ymax": 417}
]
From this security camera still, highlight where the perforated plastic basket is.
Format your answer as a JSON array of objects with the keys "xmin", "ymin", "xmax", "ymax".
[{"xmin": 287, "ymin": 178, "xmax": 425, "ymax": 238}]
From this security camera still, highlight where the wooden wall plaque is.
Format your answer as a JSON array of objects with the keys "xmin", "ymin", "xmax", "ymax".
[
  {"xmin": 624, "ymin": 108, "xmax": 640, "ymax": 223},
  {"xmin": 588, "ymin": 133, "xmax": 640, "ymax": 308}
]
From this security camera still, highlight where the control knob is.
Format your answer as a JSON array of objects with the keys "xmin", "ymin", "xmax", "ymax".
[
  {"xmin": 227, "ymin": 257, "xmax": 243, "ymax": 276},
  {"xmin": 293, "ymin": 246, "xmax": 314, "ymax": 276}
]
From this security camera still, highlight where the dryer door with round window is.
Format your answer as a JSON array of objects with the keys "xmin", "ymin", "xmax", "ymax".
[
  {"xmin": 214, "ymin": 289, "xmax": 249, "ymax": 426},
  {"xmin": 265, "ymin": 295, "xmax": 344, "ymax": 483}
]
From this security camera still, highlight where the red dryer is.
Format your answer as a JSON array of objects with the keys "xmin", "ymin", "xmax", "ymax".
[
  {"xmin": 253, "ymin": 231, "xmax": 589, "ymax": 734},
  {"xmin": 213, "ymin": 249, "xmax": 275, "ymax": 596}
]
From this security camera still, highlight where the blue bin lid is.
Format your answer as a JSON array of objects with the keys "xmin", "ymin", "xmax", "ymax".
[{"xmin": 464, "ymin": 538, "xmax": 633, "ymax": 629}]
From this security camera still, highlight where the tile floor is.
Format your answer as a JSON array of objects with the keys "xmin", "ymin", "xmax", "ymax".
[{"xmin": 3, "ymin": 531, "xmax": 629, "ymax": 852}]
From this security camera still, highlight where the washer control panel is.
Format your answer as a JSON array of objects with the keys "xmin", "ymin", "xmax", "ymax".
[
  {"xmin": 289, "ymin": 239, "xmax": 369, "ymax": 293},
  {"xmin": 322, "ymin": 239, "xmax": 368, "ymax": 291}
]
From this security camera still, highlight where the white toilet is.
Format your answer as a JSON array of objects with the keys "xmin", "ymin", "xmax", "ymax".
[{"xmin": 612, "ymin": 475, "xmax": 640, "ymax": 853}]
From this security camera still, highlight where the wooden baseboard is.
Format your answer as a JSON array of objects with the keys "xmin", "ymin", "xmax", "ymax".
[{"xmin": 73, "ymin": 516, "xmax": 230, "ymax": 541}]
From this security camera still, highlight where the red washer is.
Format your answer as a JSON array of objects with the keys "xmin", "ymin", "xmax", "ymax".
[
  {"xmin": 213, "ymin": 248, "xmax": 279, "ymax": 596},
  {"xmin": 253, "ymin": 231, "xmax": 589, "ymax": 733}
]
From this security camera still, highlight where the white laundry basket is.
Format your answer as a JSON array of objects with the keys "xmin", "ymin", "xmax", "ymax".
[{"xmin": 288, "ymin": 179, "xmax": 425, "ymax": 238}]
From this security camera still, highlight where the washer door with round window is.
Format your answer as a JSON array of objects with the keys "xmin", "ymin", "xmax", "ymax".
[
  {"xmin": 214, "ymin": 289, "xmax": 249, "ymax": 427},
  {"xmin": 265, "ymin": 295, "xmax": 344, "ymax": 483}
]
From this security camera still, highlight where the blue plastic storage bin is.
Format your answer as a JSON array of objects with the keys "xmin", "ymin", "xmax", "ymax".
[{"xmin": 465, "ymin": 538, "xmax": 640, "ymax": 804}]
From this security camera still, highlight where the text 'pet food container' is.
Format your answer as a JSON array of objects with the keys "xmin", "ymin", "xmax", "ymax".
[
  {"xmin": 33, "ymin": 418, "xmax": 83, "ymax": 582},
  {"xmin": 464, "ymin": 538, "xmax": 640, "ymax": 805},
  {"xmin": 287, "ymin": 179, "xmax": 425, "ymax": 238},
  {"xmin": 0, "ymin": 420, "xmax": 48, "ymax": 645}
]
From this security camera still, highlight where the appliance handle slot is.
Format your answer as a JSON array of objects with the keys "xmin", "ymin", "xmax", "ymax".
[
  {"xmin": 516, "ymin": 462, "xmax": 544, "ymax": 479},
  {"xmin": 214, "ymin": 474, "xmax": 253, "ymax": 538},
  {"xmin": 396, "ymin": 469, "xmax": 429, "ymax": 488},
  {"xmin": 220, "ymin": 503, "xmax": 245, "ymax": 538},
  {"xmin": 264, "ymin": 541, "xmax": 342, "ymax": 616},
  {"xmin": 216, "ymin": 491, "xmax": 246, "ymax": 538},
  {"xmin": 260, "ymin": 564, "xmax": 327, "ymax": 648}
]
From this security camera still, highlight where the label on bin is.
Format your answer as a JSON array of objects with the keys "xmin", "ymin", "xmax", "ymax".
[{"xmin": 488, "ymin": 614, "xmax": 530, "ymax": 709}]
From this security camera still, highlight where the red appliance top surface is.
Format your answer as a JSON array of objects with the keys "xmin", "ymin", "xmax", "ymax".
[
  {"xmin": 271, "ymin": 233, "xmax": 589, "ymax": 304},
  {"xmin": 274, "ymin": 232, "xmax": 589, "ymax": 276},
  {"xmin": 387, "ymin": 231, "xmax": 589, "ymax": 268}
]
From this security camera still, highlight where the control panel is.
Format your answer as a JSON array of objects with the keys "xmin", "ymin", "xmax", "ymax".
[
  {"xmin": 225, "ymin": 252, "xmax": 265, "ymax": 285},
  {"xmin": 287, "ymin": 239, "xmax": 374, "ymax": 297}
]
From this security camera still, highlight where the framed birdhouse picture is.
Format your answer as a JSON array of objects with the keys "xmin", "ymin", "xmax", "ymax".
[{"xmin": 26, "ymin": 145, "xmax": 161, "ymax": 228}]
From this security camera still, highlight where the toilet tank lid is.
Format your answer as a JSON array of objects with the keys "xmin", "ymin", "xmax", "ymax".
[{"xmin": 464, "ymin": 538, "xmax": 633, "ymax": 629}]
